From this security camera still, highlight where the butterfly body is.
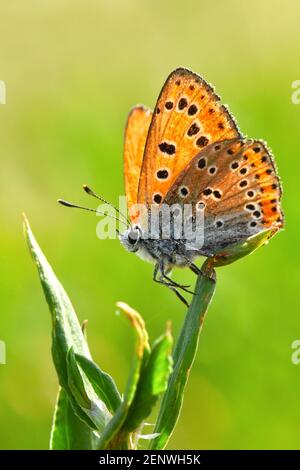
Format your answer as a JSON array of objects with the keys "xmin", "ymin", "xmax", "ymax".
[
  {"xmin": 121, "ymin": 68, "xmax": 284, "ymax": 304},
  {"xmin": 120, "ymin": 228, "xmax": 200, "ymax": 269}
]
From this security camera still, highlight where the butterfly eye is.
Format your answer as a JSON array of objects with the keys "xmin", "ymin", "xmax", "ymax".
[{"xmin": 128, "ymin": 229, "xmax": 139, "ymax": 245}]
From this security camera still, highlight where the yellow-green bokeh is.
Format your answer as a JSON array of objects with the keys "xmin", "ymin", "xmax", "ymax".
[{"xmin": 0, "ymin": 0, "xmax": 299, "ymax": 449}]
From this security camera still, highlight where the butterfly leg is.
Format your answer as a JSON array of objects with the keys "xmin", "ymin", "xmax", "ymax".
[
  {"xmin": 189, "ymin": 263, "xmax": 203, "ymax": 276},
  {"xmin": 161, "ymin": 273, "xmax": 195, "ymax": 295},
  {"xmin": 153, "ymin": 263, "xmax": 190, "ymax": 308},
  {"xmin": 159, "ymin": 259, "xmax": 193, "ymax": 292},
  {"xmin": 189, "ymin": 262, "xmax": 216, "ymax": 283}
]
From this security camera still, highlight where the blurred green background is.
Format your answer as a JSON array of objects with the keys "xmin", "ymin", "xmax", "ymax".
[{"xmin": 0, "ymin": 0, "xmax": 299, "ymax": 450}]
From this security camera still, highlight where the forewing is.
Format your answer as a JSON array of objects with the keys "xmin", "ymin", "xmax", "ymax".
[
  {"xmin": 137, "ymin": 68, "xmax": 241, "ymax": 206},
  {"xmin": 124, "ymin": 105, "xmax": 152, "ymax": 220}
]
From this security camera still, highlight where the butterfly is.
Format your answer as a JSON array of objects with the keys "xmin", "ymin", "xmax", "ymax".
[
  {"xmin": 120, "ymin": 68, "xmax": 283, "ymax": 305},
  {"xmin": 59, "ymin": 68, "xmax": 284, "ymax": 307}
]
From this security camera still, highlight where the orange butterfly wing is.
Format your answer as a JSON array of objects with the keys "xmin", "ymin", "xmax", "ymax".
[
  {"xmin": 137, "ymin": 68, "xmax": 241, "ymax": 206},
  {"xmin": 124, "ymin": 106, "xmax": 152, "ymax": 220}
]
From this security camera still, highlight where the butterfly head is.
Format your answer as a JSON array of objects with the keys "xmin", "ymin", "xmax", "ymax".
[{"xmin": 120, "ymin": 225, "xmax": 142, "ymax": 253}]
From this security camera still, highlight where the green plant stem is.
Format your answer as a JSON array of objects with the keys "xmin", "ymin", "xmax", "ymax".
[{"xmin": 150, "ymin": 259, "xmax": 216, "ymax": 450}]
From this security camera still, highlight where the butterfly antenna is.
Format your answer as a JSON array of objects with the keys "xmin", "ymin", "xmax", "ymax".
[
  {"xmin": 83, "ymin": 185, "xmax": 130, "ymax": 225},
  {"xmin": 57, "ymin": 199, "xmax": 129, "ymax": 228}
]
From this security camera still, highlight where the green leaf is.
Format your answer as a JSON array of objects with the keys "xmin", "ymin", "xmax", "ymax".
[
  {"xmin": 23, "ymin": 215, "xmax": 112, "ymax": 433},
  {"xmin": 75, "ymin": 353, "xmax": 121, "ymax": 414},
  {"xmin": 50, "ymin": 388, "xmax": 95, "ymax": 450},
  {"xmin": 123, "ymin": 323, "xmax": 173, "ymax": 433},
  {"xmin": 67, "ymin": 348, "xmax": 91, "ymax": 409},
  {"xmin": 66, "ymin": 348, "xmax": 116, "ymax": 430},
  {"xmin": 97, "ymin": 302, "xmax": 150, "ymax": 450},
  {"xmin": 150, "ymin": 265, "xmax": 216, "ymax": 450}
]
